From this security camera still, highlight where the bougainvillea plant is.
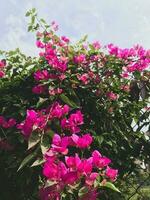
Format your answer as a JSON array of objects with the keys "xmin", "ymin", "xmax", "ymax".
[
  {"xmin": 17, "ymin": 102, "xmax": 119, "ymax": 199},
  {"xmin": 0, "ymin": 8, "xmax": 149, "ymax": 200}
]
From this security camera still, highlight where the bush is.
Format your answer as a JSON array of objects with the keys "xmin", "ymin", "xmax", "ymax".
[{"xmin": 0, "ymin": 9, "xmax": 149, "ymax": 199}]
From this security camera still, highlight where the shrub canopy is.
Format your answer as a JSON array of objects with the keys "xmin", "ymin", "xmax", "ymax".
[{"xmin": 0, "ymin": 9, "xmax": 150, "ymax": 200}]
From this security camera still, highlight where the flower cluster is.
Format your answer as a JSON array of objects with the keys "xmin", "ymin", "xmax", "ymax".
[
  {"xmin": 0, "ymin": 116, "xmax": 16, "ymax": 129},
  {"xmin": 18, "ymin": 99, "xmax": 118, "ymax": 199},
  {"xmin": 34, "ymin": 30, "xmax": 150, "ymax": 103},
  {"xmin": 33, "ymin": 69, "xmax": 65, "ymax": 95},
  {"xmin": 37, "ymin": 40, "xmax": 68, "ymax": 73},
  {"xmin": 17, "ymin": 109, "xmax": 46, "ymax": 138},
  {"xmin": 0, "ymin": 60, "xmax": 6, "ymax": 78},
  {"xmin": 107, "ymin": 44, "xmax": 150, "ymax": 75},
  {"xmin": 27, "ymin": 24, "xmax": 150, "ymax": 199},
  {"xmin": 61, "ymin": 110, "xmax": 83, "ymax": 134},
  {"xmin": 17, "ymin": 102, "xmax": 70, "ymax": 138},
  {"xmin": 48, "ymin": 133, "xmax": 92, "ymax": 155},
  {"xmin": 41, "ymin": 133, "xmax": 118, "ymax": 200},
  {"xmin": 21, "ymin": 101, "xmax": 117, "ymax": 199}
]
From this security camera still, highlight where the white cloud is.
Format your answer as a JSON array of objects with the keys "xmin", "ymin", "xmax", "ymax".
[
  {"xmin": 1, "ymin": 13, "xmax": 37, "ymax": 55},
  {"xmin": 0, "ymin": 0, "xmax": 150, "ymax": 56}
]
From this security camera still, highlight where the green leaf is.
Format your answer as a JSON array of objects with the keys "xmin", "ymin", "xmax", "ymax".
[
  {"xmin": 40, "ymin": 18, "xmax": 47, "ymax": 25},
  {"xmin": 31, "ymin": 158, "xmax": 45, "ymax": 167},
  {"xmin": 78, "ymin": 35, "xmax": 88, "ymax": 44},
  {"xmin": 60, "ymin": 94, "xmax": 79, "ymax": 108},
  {"xmin": 28, "ymin": 25, "xmax": 33, "ymax": 32},
  {"xmin": 78, "ymin": 186, "xmax": 88, "ymax": 197},
  {"xmin": 40, "ymin": 135, "xmax": 50, "ymax": 154},
  {"xmin": 25, "ymin": 11, "xmax": 31, "ymax": 17},
  {"xmin": 67, "ymin": 188, "xmax": 74, "ymax": 195},
  {"xmin": 31, "ymin": 8, "xmax": 36, "ymax": 14},
  {"xmin": 94, "ymin": 179, "xmax": 100, "ymax": 188},
  {"xmin": 28, "ymin": 131, "xmax": 40, "ymax": 150},
  {"xmin": 61, "ymin": 193, "xmax": 67, "ymax": 198},
  {"xmin": 106, "ymin": 141, "xmax": 113, "ymax": 147},
  {"xmin": 69, "ymin": 89, "xmax": 80, "ymax": 107},
  {"xmin": 45, "ymin": 180, "xmax": 57, "ymax": 187},
  {"xmin": 103, "ymin": 182, "xmax": 120, "ymax": 193},
  {"xmin": 31, "ymin": 16, "xmax": 35, "ymax": 24},
  {"xmin": 95, "ymin": 135, "xmax": 104, "ymax": 145},
  {"xmin": 17, "ymin": 147, "xmax": 39, "ymax": 171},
  {"xmin": 36, "ymin": 97, "xmax": 48, "ymax": 108}
]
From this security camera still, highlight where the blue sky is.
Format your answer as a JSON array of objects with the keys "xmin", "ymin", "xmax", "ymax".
[{"xmin": 1, "ymin": 0, "xmax": 150, "ymax": 55}]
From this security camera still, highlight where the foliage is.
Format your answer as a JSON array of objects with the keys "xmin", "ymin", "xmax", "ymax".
[{"xmin": 0, "ymin": 8, "xmax": 150, "ymax": 199}]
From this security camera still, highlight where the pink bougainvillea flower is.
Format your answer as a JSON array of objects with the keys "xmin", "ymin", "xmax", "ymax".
[
  {"xmin": 62, "ymin": 171, "xmax": 78, "ymax": 185},
  {"xmin": 52, "ymin": 134, "xmax": 62, "ymax": 146},
  {"xmin": 62, "ymin": 105, "xmax": 70, "ymax": 115},
  {"xmin": 88, "ymin": 71, "xmax": 95, "ymax": 79},
  {"xmin": 77, "ymin": 158, "xmax": 93, "ymax": 175},
  {"xmin": 77, "ymin": 73, "xmax": 89, "ymax": 85},
  {"xmin": 144, "ymin": 106, "xmax": 150, "ymax": 111},
  {"xmin": 146, "ymin": 49, "xmax": 150, "ymax": 57},
  {"xmin": 107, "ymin": 43, "xmax": 119, "ymax": 57},
  {"xmin": 120, "ymin": 85, "xmax": 130, "ymax": 92},
  {"xmin": 58, "ymin": 74, "xmax": 66, "ymax": 81},
  {"xmin": 105, "ymin": 166, "xmax": 118, "ymax": 181},
  {"xmin": 0, "ymin": 116, "xmax": 5, "ymax": 126},
  {"xmin": 71, "ymin": 133, "xmax": 93, "ymax": 149},
  {"xmin": 34, "ymin": 70, "xmax": 49, "ymax": 81},
  {"xmin": 0, "ymin": 71, "xmax": 5, "ymax": 78},
  {"xmin": 120, "ymin": 72, "xmax": 129, "ymax": 78},
  {"xmin": 51, "ymin": 21, "xmax": 59, "ymax": 31},
  {"xmin": 2, "ymin": 120, "xmax": 9, "ymax": 128},
  {"xmin": 61, "ymin": 110, "xmax": 83, "ymax": 134},
  {"xmin": 69, "ymin": 110, "xmax": 83, "ymax": 126},
  {"xmin": 7, "ymin": 118, "xmax": 16, "ymax": 128},
  {"xmin": 92, "ymin": 150, "xmax": 102, "ymax": 166},
  {"xmin": 0, "ymin": 116, "xmax": 16, "ymax": 129},
  {"xmin": 36, "ymin": 31, "xmax": 43, "ymax": 38},
  {"xmin": 74, "ymin": 54, "xmax": 86, "ymax": 64},
  {"xmin": 58, "ymin": 161, "xmax": 68, "ymax": 177},
  {"xmin": 17, "ymin": 122, "xmax": 32, "ymax": 138},
  {"xmin": 50, "ymin": 102, "xmax": 70, "ymax": 119},
  {"xmin": 92, "ymin": 41, "xmax": 101, "ymax": 50},
  {"xmin": 98, "ymin": 157, "xmax": 111, "ymax": 168},
  {"xmin": 65, "ymin": 154, "xmax": 81, "ymax": 169},
  {"xmin": 106, "ymin": 92, "xmax": 118, "ymax": 101},
  {"xmin": 32, "ymin": 85, "xmax": 46, "ymax": 94},
  {"xmin": 51, "ymin": 134, "xmax": 69, "ymax": 155},
  {"xmin": 39, "ymin": 185, "xmax": 61, "ymax": 200},
  {"xmin": 127, "ymin": 64, "xmax": 136, "ymax": 73},
  {"xmin": 17, "ymin": 109, "xmax": 38, "ymax": 137},
  {"xmin": 27, "ymin": 110, "xmax": 37, "ymax": 122},
  {"xmin": 52, "ymin": 134, "xmax": 69, "ymax": 148},
  {"xmin": 39, "ymin": 52, "xmax": 45, "ymax": 57},
  {"xmin": 85, "ymin": 172, "xmax": 99, "ymax": 186},
  {"xmin": 36, "ymin": 40, "xmax": 45, "ymax": 48},
  {"xmin": 0, "ymin": 60, "xmax": 6, "ymax": 68},
  {"xmin": 61, "ymin": 118, "xmax": 80, "ymax": 134},
  {"xmin": 43, "ymin": 160, "xmax": 58, "ymax": 180},
  {"xmin": 61, "ymin": 36, "xmax": 70, "ymax": 43},
  {"xmin": 49, "ymin": 88, "xmax": 63, "ymax": 96},
  {"xmin": 92, "ymin": 150, "xmax": 111, "ymax": 168},
  {"xmin": 43, "ymin": 155, "xmax": 79, "ymax": 185},
  {"xmin": 41, "ymin": 40, "xmax": 68, "ymax": 73}
]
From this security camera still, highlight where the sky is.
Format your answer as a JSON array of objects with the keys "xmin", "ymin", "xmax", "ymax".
[{"xmin": 1, "ymin": 0, "xmax": 150, "ymax": 56}]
